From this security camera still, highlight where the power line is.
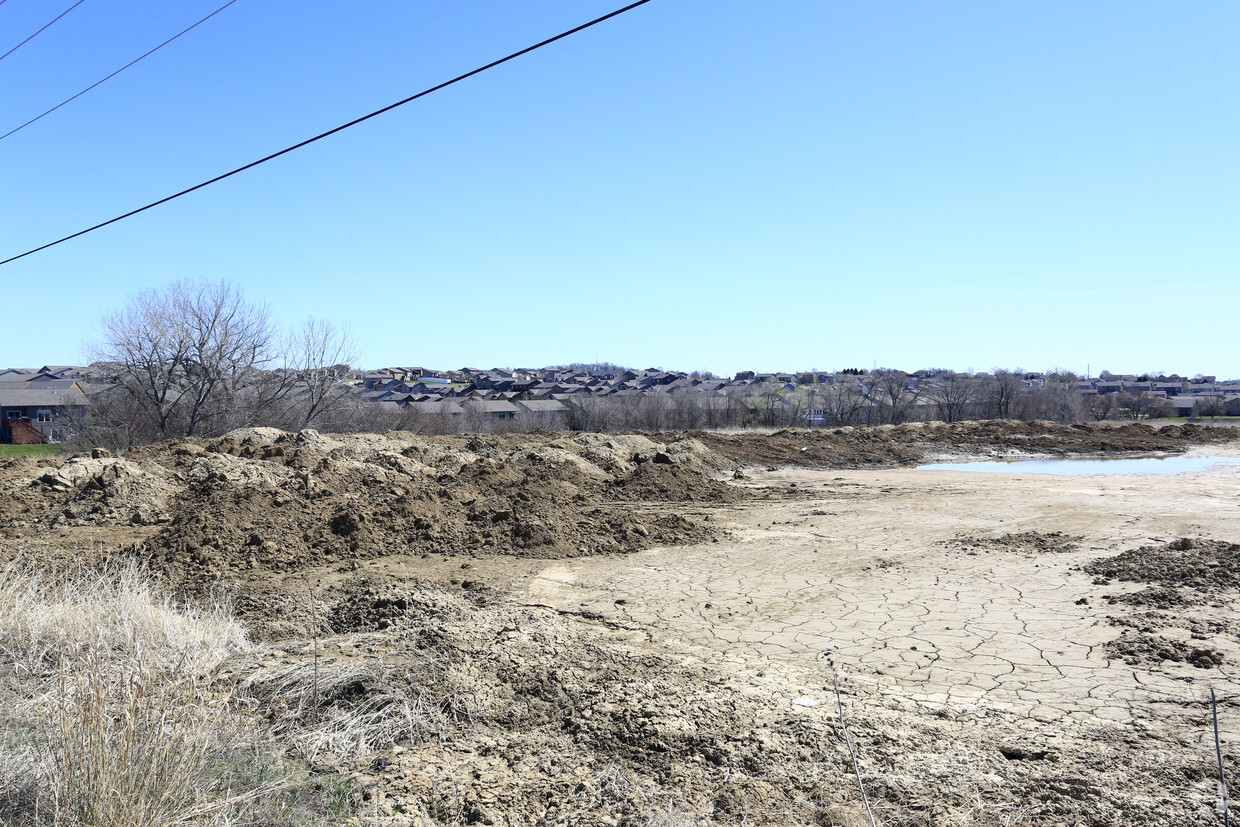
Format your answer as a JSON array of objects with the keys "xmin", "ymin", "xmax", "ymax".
[
  {"xmin": 0, "ymin": 0, "xmax": 87, "ymax": 64},
  {"xmin": 1, "ymin": 0, "xmax": 239, "ymax": 143},
  {"xmin": 1, "ymin": 0, "xmax": 653, "ymax": 268}
]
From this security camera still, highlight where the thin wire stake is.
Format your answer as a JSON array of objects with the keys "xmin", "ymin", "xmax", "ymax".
[
  {"xmin": 826, "ymin": 651, "xmax": 878, "ymax": 827},
  {"xmin": 1214, "ymin": 688, "xmax": 1230, "ymax": 827}
]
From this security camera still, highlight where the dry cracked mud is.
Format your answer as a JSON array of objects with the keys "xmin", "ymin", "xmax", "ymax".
[{"xmin": 4, "ymin": 421, "xmax": 1240, "ymax": 825}]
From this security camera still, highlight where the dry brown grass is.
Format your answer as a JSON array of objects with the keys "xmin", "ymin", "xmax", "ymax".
[
  {"xmin": 239, "ymin": 657, "xmax": 437, "ymax": 761},
  {"xmin": 0, "ymin": 561, "xmax": 355, "ymax": 827}
]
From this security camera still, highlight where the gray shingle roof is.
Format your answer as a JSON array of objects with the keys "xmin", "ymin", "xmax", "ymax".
[{"xmin": 0, "ymin": 386, "xmax": 88, "ymax": 407}]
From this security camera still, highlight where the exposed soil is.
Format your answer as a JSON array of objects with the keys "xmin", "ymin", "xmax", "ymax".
[
  {"xmin": 943, "ymin": 530, "xmax": 1083, "ymax": 555},
  {"xmin": 1080, "ymin": 539, "xmax": 1240, "ymax": 675},
  {"xmin": 1, "ymin": 430, "xmax": 736, "ymax": 596},
  {"xmin": 6, "ymin": 424, "xmax": 1240, "ymax": 825},
  {"xmin": 1105, "ymin": 630, "xmax": 1226, "ymax": 669},
  {"xmin": 1085, "ymin": 538, "xmax": 1240, "ymax": 590},
  {"xmin": 695, "ymin": 420, "xmax": 1240, "ymax": 468}
]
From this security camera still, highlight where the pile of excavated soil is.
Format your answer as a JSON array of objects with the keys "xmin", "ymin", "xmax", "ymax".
[
  {"xmin": 944, "ymin": 530, "xmax": 1082, "ymax": 555},
  {"xmin": 0, "ymin": 430, "xmax": 740, "ymax": 597},
  {"xmin": 1085, "ymin": 538, "xmax": 1240, "ymax": 672},
  {"xmin": 1085, "ymin": 537, "xmax": 1240, "ymax": 590},
  {"xmin": 695, "ymin": 420, "xmax": 1240, "ymax": 468},
  {"xmin": 1105, "ymin": 629, "xmax": 1226, "ymax": 669}
]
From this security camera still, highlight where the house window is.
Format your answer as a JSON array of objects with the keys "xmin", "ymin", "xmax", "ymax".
[
  {"xmin": 49, "ymin": 428, "xmax": 67, "ymax": 443},
  {"xmin": 5, "ymin": 410, "xmax": 21, "ymax": 420},
  {"xmin": 36, "ymin": 409, "xmax": 53, "ymax": 422}
]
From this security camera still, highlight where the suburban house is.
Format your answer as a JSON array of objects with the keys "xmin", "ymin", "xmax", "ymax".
[
  {"xmin": 1166, "ymin": 396, "xmax": 1200, "ymax": 418},
  {"xmin": 514, "ymin": 399, "xmax": 568, "ymax": 427},
  {"xmin": 465, "ymin": 400, "xmax": 519, "ymax": 421},
  {"xmin": 0, "ymin": 379, "xmax": 88, "ymax": 443}
]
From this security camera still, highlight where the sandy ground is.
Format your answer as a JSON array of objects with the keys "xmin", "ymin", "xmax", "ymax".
[{"xmin": 522, "ymin": 449, "xmax": 1240, "ymax": 743}]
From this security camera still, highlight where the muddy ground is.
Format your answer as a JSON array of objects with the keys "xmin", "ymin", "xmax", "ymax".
[{"xmin": 3, "ymin": 420, "xmax": 1240, "ymax": 825}]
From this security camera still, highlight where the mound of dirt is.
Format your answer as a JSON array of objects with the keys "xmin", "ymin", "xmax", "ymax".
[
  {"xmin": 0, "ymin": 430, "xmax": 736, "ymax": 596},
  {"xmin": 1106, "ymin": 630, "xmax": 1226, "ymax": 669},
  {"xmin": 694, "ymin": 421, "xmax": 1240, "ymax": 469},
  {"xmin": 1103, "ymin": 586, "xmax": 1192, "ymax": 609},
  {"xmin": 944, "ymin": 531, "xmax": 1082, "ymax": 554},
  {"xmin": 1084, "ymin": 538, "xmax": 1240, "ymax": 590},
  {"xmin": 28, "ymin": 456, "xmax": 177, "ymax": 527}
]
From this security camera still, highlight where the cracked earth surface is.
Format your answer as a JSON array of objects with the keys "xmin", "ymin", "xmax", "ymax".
[{"xmin": 522, "ymin": 455, "xmax": 1240, "ymax": 737}]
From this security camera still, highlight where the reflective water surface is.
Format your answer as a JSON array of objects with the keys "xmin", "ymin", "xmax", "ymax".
[{"xmin": 914, "ymin": 455, "xmax": 1240, "ymax": 475}]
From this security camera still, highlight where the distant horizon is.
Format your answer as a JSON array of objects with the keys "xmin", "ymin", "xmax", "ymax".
[{"xmin": 6, "ymin": 357, "xmax": 1236, "ymax": 384}]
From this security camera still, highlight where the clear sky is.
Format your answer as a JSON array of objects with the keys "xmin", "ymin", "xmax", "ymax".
[{"xmin": 3, "ymin": 1, "xmax": 1236, "ymax": 378}]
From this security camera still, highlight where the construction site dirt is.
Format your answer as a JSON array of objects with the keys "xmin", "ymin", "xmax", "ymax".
[{"xmin": 4, "ymin": 420, "xmax": 1240, "ymax": 826}]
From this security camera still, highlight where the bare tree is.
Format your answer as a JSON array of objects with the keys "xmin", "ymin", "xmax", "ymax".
[
  {"xmin": 818, "ymin": 378, "xmax": 867, "ymax": 426},
  {"xmin": 1118, "ymin": 390, "xmax": 1169, "ymax": 421},
  {"xmin": 927, "ymin": 372, "xmax": 978, "ymax": 423},
  {"xmin": 94, "ymin": 279, "xmax": 275, "ymax": 438},
  {"xmin": 564, "ymin": 395, "xmax": 620, "ymax": 431},
  {"xmin": 1198, "ymin": 395, "xmax": 1227, "ymax": 419},
  {"xmin": 176, "ymin": 281, "xmax": 275, "ymax": 435},
  {"xmin": 280, "ymin": 318, "xmax": 358, "ymax": 429},
  {"xmin": 980, "ymin": 370, "xmax": 1023, "ymax": 419},
  {"xmin": 668, "ymin": 389, "xmax": 708, "ymax": 429},
  {"xmin": 1085, "ymin": 392, "xmax": 1120, "ymax": 421},
  {"xmin": 1029, "ymin": 373, "xmax": 1084, "ymax": 423},
  {"xmin": 869, "ymin": 369, "xmax": 924, "ymax": 425},
  {"xmin": 715, "ymin": 387, "xmax": 754, "ymax": 428}
]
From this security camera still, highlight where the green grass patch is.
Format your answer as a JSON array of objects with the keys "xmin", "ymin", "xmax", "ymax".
[{"xmin": 0, "ymin": 444, "xmax": 61, "ymax": 458}]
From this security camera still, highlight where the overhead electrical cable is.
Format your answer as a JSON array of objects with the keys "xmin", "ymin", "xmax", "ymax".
[
  {"xmin": 0, "ymin": 0, "xmax": 87, "ymax": 64},
  {"xmin": 1, "ymin": 0, "xmax": 239, "ymax": 142},
  {"xmin": 1, "ymin": 0, "xmax": 653, "ymax": 267}
]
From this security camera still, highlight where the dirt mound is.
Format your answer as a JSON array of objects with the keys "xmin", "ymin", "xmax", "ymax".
[
  {"xmin": 944, "ymin": 530, "xmax": 1081, "ymax": 554},
  {"xmin": 608, "ymin": 460, "xmax": 741, "ymax": 502},
  {"xmin": 694, "ymin": 421, "xmax": 1240, "ymax": 469},
  {"xmin": 1103, "ymin": 586, "xmax": 1192, "ymax": 609},
  {"xmin": 1084, "ymin": 538, "xmax": 1240, "ymax": 590},
  {"xmin": 1106, "ymin": 630, "xmax": 1226, "ymax": 668},
  {"xmin": 148, "ymin": 451, "xmax": 722, "ymax": 591},
  {"xmin": 31, "ymin": 456, "xmax": 177, "ymax": 527},
  {"xmin": 0, "ymin": 431, "xmax": 733, "ymax": 596}
]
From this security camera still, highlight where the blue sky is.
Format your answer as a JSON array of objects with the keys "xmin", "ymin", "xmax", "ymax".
[{"xmin": 3, "ymin": 1, "xmax": 1236, "ymax": 378}]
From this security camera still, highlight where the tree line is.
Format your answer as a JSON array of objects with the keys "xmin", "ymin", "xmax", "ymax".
[
  {"xmin": 562, "ymin": 369, "xmax": 1165, "ymax": 432},
  {"xmin": 75, "ymin": 280, "xmax": 1189, "ymax": 450}
]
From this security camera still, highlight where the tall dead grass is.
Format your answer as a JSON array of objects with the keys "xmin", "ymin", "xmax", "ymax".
[
  {"xmin": 0, "ymin": 561, "xmax": 294, "ymax": 826},
  {"xmin": 239, "ymin": 657, "xmax": 437, "ymax": 761}
]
